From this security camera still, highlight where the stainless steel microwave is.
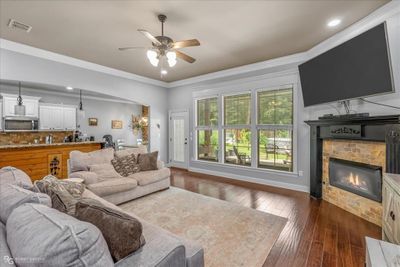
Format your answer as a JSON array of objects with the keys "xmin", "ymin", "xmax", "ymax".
[{"xmin": 4, "ymin": 117, "xmax": 39, "ymax": 131}]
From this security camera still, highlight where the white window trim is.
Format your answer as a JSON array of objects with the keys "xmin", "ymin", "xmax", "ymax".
[
  {"xmin": 192, "ymin": 75, "xmax": 299, "ymax": 175},
  {"xmin": 194, "ymin": 96, "xmax": 219, "ymax": 162}
]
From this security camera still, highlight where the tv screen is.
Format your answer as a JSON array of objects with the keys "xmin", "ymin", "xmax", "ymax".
[{"xmin": 299, "ymin": 23, "xmax": 394, "ymax": 107}]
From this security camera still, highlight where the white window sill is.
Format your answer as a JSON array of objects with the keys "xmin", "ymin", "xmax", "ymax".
[{"xmin": 192, "ymin": 159, "xmax": 300, "ymax": 178}]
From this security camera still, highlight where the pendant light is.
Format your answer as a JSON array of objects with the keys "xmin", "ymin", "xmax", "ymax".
[
  {"xmin": 14, "ymin": 82, "xmax": 26, "ymax": 116},
  {"xmin": 78, "ymin": 89, "xmax": 85, "ymax": 118}
]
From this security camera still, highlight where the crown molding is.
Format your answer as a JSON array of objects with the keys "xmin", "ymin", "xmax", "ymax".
[{"xmin": 0, "ymin": 38, "xmax": 169, "ymax": 88}]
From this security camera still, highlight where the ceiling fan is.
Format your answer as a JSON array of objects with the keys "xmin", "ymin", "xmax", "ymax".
[{"xmin": 118, "ymin": 14, "xmax": 200, "ymax": 73}]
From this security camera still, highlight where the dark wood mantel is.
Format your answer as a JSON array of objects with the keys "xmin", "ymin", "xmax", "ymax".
[{"xmin": 305, "ymin": 114, "xmax": 400, "ymax": 199}]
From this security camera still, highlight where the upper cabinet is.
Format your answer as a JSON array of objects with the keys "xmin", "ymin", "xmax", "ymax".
[
  {"xmin": 39, "ymin": 104, "xmax": 76, "ymax": 131},
  {"xmin": 1, "ymin": 94, "xmax": 40, "ymax": 118}
]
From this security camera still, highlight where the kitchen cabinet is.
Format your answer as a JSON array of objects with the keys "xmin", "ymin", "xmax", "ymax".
[
  {"xmin": 39, "ymin": 104, "xmax": 76, "ymax": 131},
  {"xmin": 62, "ymin": 106, "xmax": 76, "ymax": 130},
  {"xmin": 1, "ymin": 94, "xmax": 40, "ymax": 117}
]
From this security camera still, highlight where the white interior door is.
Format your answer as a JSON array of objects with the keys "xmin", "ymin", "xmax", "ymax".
[{"xmin": 169, "ymin": 110, "xmax": 189, "ymax": 169}]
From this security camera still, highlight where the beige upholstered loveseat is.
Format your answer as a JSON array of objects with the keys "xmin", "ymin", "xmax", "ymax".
[{"xmin": 68, "ymin": 145, "xmax": 170, "ymax": 205}]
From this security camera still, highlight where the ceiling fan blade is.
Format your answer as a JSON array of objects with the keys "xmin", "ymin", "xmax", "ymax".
[
  {"xmin": 176, "ymin": 50, "xmax": 196, "ymax": 63},
  {"xmin": 138, "ymin": 29, "xmax": 161, "ymax": 46},
  {"xmin": 172, "ymin": 39, "xmax": 200, "ymax": 49},
  {"xmin": 118, "ymin": 46, "xmax": 147, "ymax": 51}
]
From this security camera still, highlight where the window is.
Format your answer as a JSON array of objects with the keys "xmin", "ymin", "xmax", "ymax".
[
  {"xmin": 223, "ymin": 93, "xmax": 251, "ymax": 166},
  {"xmin": 196, "ymin": 97, "xmax": 218, "ymax": 161},
  {"xmin": 257, "ymin": 88, "xmax": 293, "ymax": 171}
]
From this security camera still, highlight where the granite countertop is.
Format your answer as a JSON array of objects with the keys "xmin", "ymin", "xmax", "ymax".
[{"xmin": 0, "ymin": 141, "xmax": 105, "ymax": 149}]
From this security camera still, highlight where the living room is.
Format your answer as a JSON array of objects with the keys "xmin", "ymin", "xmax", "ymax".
[{"xmin": 0, "ymin": 1, "xmax": 400, "ymax": 267}]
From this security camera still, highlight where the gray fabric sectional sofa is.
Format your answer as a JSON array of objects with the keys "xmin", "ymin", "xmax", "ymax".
[{"xmin": 0, "ymin": 165, "xmax": 204, "ymax": 267}]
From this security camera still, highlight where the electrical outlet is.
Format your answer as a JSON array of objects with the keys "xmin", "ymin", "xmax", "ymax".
[{"xmin": 298, "ymin": 170, "xmax": 304, "ymax": 177}]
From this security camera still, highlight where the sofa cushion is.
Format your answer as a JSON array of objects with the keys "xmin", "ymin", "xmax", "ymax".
[
  {"xmin": 34, "ymin": 175, "xmax": 84, "ymax": 216},
  {"xmin": 0, "ymin": 222, "xmax": 15, "ymax": 267},
  {"xmin": 7, "ymin": 203, "xmax": 114, "ymax": 266},
  {"xmin": 137, "ymin": 151, "xmax": 158, "ymax": 171},
  {"xmin": 69, "ymin": 171, "xmax": 99, "ymax": 185},
  {"xmin": 75, "ymin": 198, "xmax": 145, "ymax": 262},
  {"xmin": 114, "ymin": 145, "xmax": 148, "ymax": 158},
  {"xmin": 0, "ymin": 166, "xmax": 33, "ymax": 189},
  {"xmin": 89, "ymin": 163, "xmax": 122, "ymax": 180},
  {"xmin": 70, "ymin": 148, "xmax": 114, "ymax": 172},
  {"xmin": 0, "ymin": 184, "xmax": 51, "ymax": 224},
  {"xmin": 111, "ymin": 154, "xmax": 140, "ymax": 177},
  {"xmin": 128, "ymin": 168, "xmax": 170, "ymax": 186},
  {"xmin": 87, "ymin": 178, "xmax": 138, "ymax": 197}
]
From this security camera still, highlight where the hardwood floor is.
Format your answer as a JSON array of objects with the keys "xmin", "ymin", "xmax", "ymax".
[{"xmin": 170, "ymin": 168, "xmax": 381, "ymax": 267}]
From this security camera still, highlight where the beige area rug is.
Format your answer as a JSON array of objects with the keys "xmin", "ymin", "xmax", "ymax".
[{"xmin": 120, "ymin": 187, "xmax": 287, "ymax": 267}]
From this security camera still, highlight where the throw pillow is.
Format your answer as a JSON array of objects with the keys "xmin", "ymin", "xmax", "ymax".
[
  {"xmin": 89, "ymin": 163, "xmax": 122, "ymax": 180},
  {"xmin": 0, "ymin": 184, "xmax": 51, "ymax": 224},
  {"xmin": 7, "ymin": 203, "xmax": 114, "ymax": 266},
  {"xmin": 34, "ymin": 175, "xmax": 85, "ymax": 215},
  {"xmin": 0, "ymin": 166, "xmax": 33, "ymax": 189},
  {"xmin": 111, "ymin": 154, "xmax": 140, "ymax": 177},
  {"xmin": 75, "ymin": 198, "xmax": 146, "ymax": 262},
  {"xmin": 137, "ymin": 151, "xmax": 158, "ymax": 171}
]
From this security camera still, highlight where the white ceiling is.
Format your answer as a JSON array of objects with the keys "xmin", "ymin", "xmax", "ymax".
[{"xmin": 0, "ymin": 0, "xmax": 389, "ymax": 82}]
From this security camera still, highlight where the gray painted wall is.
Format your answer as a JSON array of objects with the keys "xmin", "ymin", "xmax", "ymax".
[
  {"xmin": 167, "ymin": 13, "xmax": 400, "ymax": 191},
  {"xmin": 0, "ymin": 85, "xmax": 142, "ymax": 144},
  {"xmin": 0, "ymin": 50, "xmax": 169, "ymax": 161}
]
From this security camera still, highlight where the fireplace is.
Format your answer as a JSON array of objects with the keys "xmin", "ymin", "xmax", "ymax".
[{"xmin": 329, "ymin": 157, "xmax": 382, "ymax": 202}]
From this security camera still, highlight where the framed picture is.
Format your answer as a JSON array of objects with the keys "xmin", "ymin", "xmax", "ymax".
[
  {"xmin": 88, "ymin": 118, "xmax": 98, "ymax": 126},
  {"xmin": 112, "ymin": 120, "xmax": 123, "ymax": 129}
]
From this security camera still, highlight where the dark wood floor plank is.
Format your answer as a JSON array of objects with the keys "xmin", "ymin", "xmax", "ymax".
[{"xmin": 170, "ymin": 168, "xmax": 381, "ymax": 267}]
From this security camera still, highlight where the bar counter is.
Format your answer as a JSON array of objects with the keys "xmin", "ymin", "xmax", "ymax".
[{"xmin": 0, "ymin": 141, "xmax": 104, "ymax": 180}]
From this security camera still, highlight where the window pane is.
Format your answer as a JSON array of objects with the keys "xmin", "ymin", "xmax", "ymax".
[
  {"xmin": 197, "ymin": 130, "xmax": 219, "ymax": 162},
  {"xmin": 224, "ymin": 93, "xmax": 251, "ymax": 125},
  {"xmin": 258, "ymin": 88, "xmax": 293, "ymax": 125},
  {"xmin": 258, "ymin": 129, "xmax": 293, "ymax": 171},
  {"xmin": 224, "ymin": 129, "xmax": 251, "ymax": 166},
  {"xmin": 197, "ymin": 98, "xmax": 218, "ymax": 126}
]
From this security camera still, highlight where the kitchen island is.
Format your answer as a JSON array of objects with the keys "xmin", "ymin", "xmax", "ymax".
[{"xmin": 0, "ymin": 141, "xmax": 104, "ymax": 180}]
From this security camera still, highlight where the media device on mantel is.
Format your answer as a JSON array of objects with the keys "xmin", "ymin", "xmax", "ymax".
[{"xmin": 299, "ymin": 22, "xmax": 394, "ymax": 107}]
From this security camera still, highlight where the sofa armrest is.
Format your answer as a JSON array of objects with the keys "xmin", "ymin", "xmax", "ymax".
[
  {"xmin": 69, "ymin": 171, "xmax": 99, "ymax": 185},
  {"xmin": 157, "ymin": 160, "xmax": 165, "ymax": 170}
]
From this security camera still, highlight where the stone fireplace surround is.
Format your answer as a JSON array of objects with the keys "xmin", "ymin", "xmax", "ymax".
[
  {"xmin": 306, "ymin": 115, "xmax": 400, "ymax": 226},
  {"xmin": 323, "ymin": 139, "xmax": 385, "ymax": 226}
]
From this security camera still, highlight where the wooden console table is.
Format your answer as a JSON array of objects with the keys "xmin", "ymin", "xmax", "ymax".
[{"xmin": 383, "ymin": 173, "xmax": 400, "ymax": 245}]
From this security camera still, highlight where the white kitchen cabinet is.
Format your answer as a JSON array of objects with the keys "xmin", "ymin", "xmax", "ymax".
[
  {"xmin": 39, "ymin": 104, "xmax": 76, "ymax": 131},
  {"xmin": 1, "ymin": 94, "xmax": 40, "ymax": 118},
  {"xmin": 62, "ymin": 106, "xmax": 76, "ymax": 130}
]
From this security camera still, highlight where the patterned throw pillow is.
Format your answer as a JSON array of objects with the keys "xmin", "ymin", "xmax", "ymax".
[
  {"xmin": 34, "ymin": 175, "xmax": 85, "ymax": 215},
  {"xmin": 137, "ymin": 151, "xmax": 158, "ymax": 171},
  {"xmin": 111, "ymin": 154, "xmax": 140, "ymax": 177}
]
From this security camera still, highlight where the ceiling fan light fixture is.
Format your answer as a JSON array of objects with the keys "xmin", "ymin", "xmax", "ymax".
[
  {"xmin": 147, "ymin": 49, "xmax": 159, "ymax": 67},
  {"xmin": 166, "ymin": 51, "xmax": 177, "ymax": 67}
]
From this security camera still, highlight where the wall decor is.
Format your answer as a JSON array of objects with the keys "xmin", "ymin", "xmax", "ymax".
[
  {"xmin": 112, "ymin": 120, "xmax": 123, "ymax": 129},
  {"xmin": 88, "ymin": 118, "xmax": 98, "ymax": 126},
  {"xmin": 48, "ymin": 154, "xmax": 62, "ymax": 178}
]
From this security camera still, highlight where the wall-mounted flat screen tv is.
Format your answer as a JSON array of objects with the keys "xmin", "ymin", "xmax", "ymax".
[{"xmin": 299, "ymin": 23, "xmax": 394, "ymax": 107}]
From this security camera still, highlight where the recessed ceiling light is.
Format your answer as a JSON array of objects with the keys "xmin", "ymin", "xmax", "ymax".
[
  {"xmin": 161, "ymin": 69, "xmax": 168, "ymax": 75},
  {"xmin": 328, "ymin": 19, "xmax": 341, "ymax": 27},
  {"xmin": 66, "ymin": 86, "xmax": 74, "ymax": 90}
]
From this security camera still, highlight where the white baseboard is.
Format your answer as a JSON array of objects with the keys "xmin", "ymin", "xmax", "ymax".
[{"xmin": 188, "ymin": 167, "xmax": 310, "ymax": 193}]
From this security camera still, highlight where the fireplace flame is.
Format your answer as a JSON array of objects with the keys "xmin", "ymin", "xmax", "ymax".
[{"xmin": 348, "ymin": 172, "xmax": 360, "ymax": 186}]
